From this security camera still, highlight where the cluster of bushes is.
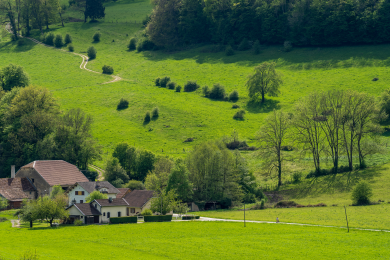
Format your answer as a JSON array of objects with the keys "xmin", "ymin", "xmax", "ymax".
[
  {"xmin": 102, "ymin": 65, "xmax": 114, "ymax": 74},
  {"xmin": 110, "ymin": 216, "xmax": 137, "ymax": 224},
  {"xmin": 144, "ymin": 215, "xmax": 173, "ymax": 222},
  {"xmin": 128, "ymin": 37, "xmax": 155, "ymax": 52},
  {"xmin": 41, "ymin": 33, "xmax": 73, "ymax": 48},
  {"xmin": 274, "ymin": 201, "xmax": 327, "ymax": 208},
  {"xmin": 182, "ymin": 215, "xmax": 200, "ymax": 220},
  {"xmin": 87, "ymin": 46, "xmax": 97, "ymax": 59},
  {"xmin": 202, "ymin": 84, "xmax": 239, "ymax": 101},
  {"xmin": 233, "ymin": 110, "xmax": 245, "ymax": 120},
  {"xmin": 155, "ymin": 77, "xmax": 182, "ymax": 92},
  {"xmin": 250, "ymin": 199, "xmax": 265, "ymax": 210},
  {"xmin": 117, "ymin": 98, "xmax": 129, "ymax": 110},
  {"xmin": 306, "ymin": 165, "xmax": 353, "ymax": 178},
  {"xmin": 296, "ymin": 203, "xmax": 327, "ymax": 208},
  {"xmin": 144, "ymin": 107, "xmax": 159, "ymax": 123}
]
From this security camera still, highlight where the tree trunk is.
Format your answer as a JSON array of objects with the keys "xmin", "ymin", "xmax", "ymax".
[
  {"xmin": 261, "ymin": 91, "xmax": 265, "ymax": 103},
  {"xmin": 59, "ymin": 12, "xmax": 64, "ymax": 27},
  {"xmin": 277, "ymin": 150, "xmax": 282, "ymax": 187},
  {"xmin": 30, "ymin": 220, "xmax": 33, "ymax": 228}
]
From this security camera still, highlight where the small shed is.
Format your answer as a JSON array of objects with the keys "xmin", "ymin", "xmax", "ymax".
[{"xmin": 66, "ymin": 203, "xmax": 101, "ymax": 224}]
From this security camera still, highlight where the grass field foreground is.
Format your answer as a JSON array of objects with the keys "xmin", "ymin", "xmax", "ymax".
[{"xmin": 0, "ymin": 220, "xmax": 389, "ymax": 259}]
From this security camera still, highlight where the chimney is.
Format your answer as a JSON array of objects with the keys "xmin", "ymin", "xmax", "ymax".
[{"xmin": 11, "ymin": 165, "xmax": 15, "ymax": 178}]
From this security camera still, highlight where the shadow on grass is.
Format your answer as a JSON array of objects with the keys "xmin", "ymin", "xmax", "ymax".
[{"xmin": 245, "ymin": 99, "xmax": 280, "ymax": 114}]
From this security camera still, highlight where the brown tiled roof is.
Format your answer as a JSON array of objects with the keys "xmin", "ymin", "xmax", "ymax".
[
  {"xmin": 77, "ymin": 181, "xmax": 120, "ymax": 194},
  {"xmin": 123, "ymin": 190, "xmax": 154, "ymax": 208},
  {"xmin": 94, "ymin": 198, "xmax": 129, "ymax": 207},
  {"xmin": 116, "ymin": 188, "xmax": 130, "ymax": 198},
  {"xmin": 21, "ymin": 160, "xmax": 88, "ymax": 186},
  {"xmin": 0, "ymin": 178, "xmax": 36, "ymax": 201},
  {"xmin": 70, "ymin": 203, "xmax": 101, "ymax": 216}
]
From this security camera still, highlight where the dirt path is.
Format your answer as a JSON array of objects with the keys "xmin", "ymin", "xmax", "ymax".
[
  {"xmin": 88, "ymin": 164, "xmax": 105, "ymax": 181},
  {"xmin": 4, "ymin": 24, "xmax": 122, "ymax": 84},
  {"xmin": 10, "ymin": 219, "xmax": 20, "ymax": 228}
]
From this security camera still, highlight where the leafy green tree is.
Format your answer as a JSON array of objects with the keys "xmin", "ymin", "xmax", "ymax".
[
  {"xmin": 37, "ymin": 195, "xmax": 68, "ymax": 227},
  {"xmin": 166, "ymin": 159, "xmax": 193, "ymax": 202},
  {"xmin": 145, "ymin": 157, "xmax": 173, "ymax": 192},
  {"xmin": 136, "ymin": 150, "xmax": 155, "ymax": 181},
  {"xmin": 112, "ymin": 142, "xmax": 138, "ymax": 176},
  {"xmin": 15, "ymin": 199, "xmax": 39, "ymax": 228},
  {"xmin": 50, "ymin": 185, "xmax": 64, "ymax": 199},
  {"xmin": 0, "ymin": 197, "xmax": 8, "ymax": 210},
  {"xmin": 0, "ymin": 64, "xmax": 30, "ymax": 91},
  {"xmin": 352, "ymin": 181, "xmax": 373, "ymax": 205},
  {"xmin": 104, "ymin": 157, "xmax": 129, "ymax": 187},
  {"xmin": 150, "ymin": 189, "xmax": 178, "ymax": 215},
  {"xmin": 124, "ymin": 180, "xmax": 145, "ymax": 190},
  {"xmin": 246, "ymin": 62, "xmax": 282, "ymax": 103},
  {"xmin": 179, "ymin": 0, "xmax": 209, "ymax": 44},
  {"xmin": 84, "ymin": 0, "xmax": 105, "ymax": 21},
  {"xmin": 85, "ymin": 190, "xmax": 108, "ymax": 202}
]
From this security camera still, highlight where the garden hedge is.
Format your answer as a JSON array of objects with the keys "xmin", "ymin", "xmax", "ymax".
[
  {"xmin": 110, "ymin": 216, "xmax": 137, "ymax": 224},
  {"xmin": 144, "ymin": 215, "xmax": 172, "ymax": 222},
  {"xmin": 182, "ymin": 215, "xmax": 200, "ymax": 220}
]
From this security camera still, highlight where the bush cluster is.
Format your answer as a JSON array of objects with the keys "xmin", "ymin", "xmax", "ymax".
[
  {"xmin": 182, "ymin": 215, "xmax": 200, "ymax": 220},
  {"xmin": 65, "ymin": 33, "xmax": 72, "ymax": 44},
  {"xmin": 229, "ymin": 90, "xmax": 239, "ymax": 101},
  {"xmin": 87, "ymin": 46, "xmax": 96, "ymax": 59},
  {"xmin": 167, "ymin": 81, "xmax": 176, "ymax": 90},
  {"xmin": 68, "ymin": 44, "xmax": 74, "ymax": 52},
  {"xmin": 152, "ymin": 107, "xmax": 159, "ymax": 118},
  {"xmin": 233, "ymin": 109, "xmax": 245, "ymax": 120},
  {"xmin": 175, "ymin": 85, "xmax": 181, "ymax": 92},
  {"xmin": 306, "ymin": 165, "xmax": 353, "ymax": 178},
  {"xmin": 128, "ymin": 38, "xmax": 137, "ymax": 50},
  {"xmin": 141, "ymin": 209, "xmax": 153, "ymax": 216},
  {"xmin": 44, "ymin": 33, "xmax": 55, "ymax": 46},
  {"xmin": 110, "ymin": 216, "xmax": 137, "ymax": 224},
  {"xmin": 117, "ymin": 98, "xmax": 129, "ymax": 110},
  {"xmin": 54, "ymin": 34, "xmax": 64, "ymax": 48},
  {"xmin": 93, "ymin": 31, "xmax": 101, "ymax": 42},
  {"xmin": 102, "ymin": 65, "xmax": 114, "ymax": 74},
  {"xmin": 351, "ymin": 182, "xmax": 373, "ymax": 205},
  {"xmin": 144, "ymin": 111, "xmax": 151, "ymax": 123},
  {"xmin": 144, "ymin": 215, "xmax": 173, "ymax": 222},
  {"xmin": 137, "ymin": 39, "xmax": 155, "ymax": 52},
  {"xmin": 159, "ymin": 76, "xmax": 170, "ymax": 88},
  {"xmin": 184, "ymin": 81, "xmax": 200, "ymax": 92}
]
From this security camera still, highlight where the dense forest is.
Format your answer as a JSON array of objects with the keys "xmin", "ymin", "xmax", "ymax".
[{"xmin": 147, "ymin": 0, "xmax": 390, "ymax": 47}]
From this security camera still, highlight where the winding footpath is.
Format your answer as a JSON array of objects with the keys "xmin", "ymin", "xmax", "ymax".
[
  {"xmin": 88, "ymin": 164, "xmax": 105, "ymax": 181},
  {"xmin": 5, "ymin": 24, "xmax": 122, "ymax": 84}
]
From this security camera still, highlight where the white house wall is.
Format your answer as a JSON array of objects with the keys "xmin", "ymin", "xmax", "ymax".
[
  {"xmin": 100, "ymin": 205, "xmax": 127, "ymax": 223},
  {"xmin": 68, "ymin": 185, "xmax": 90, "ymax": 205}
]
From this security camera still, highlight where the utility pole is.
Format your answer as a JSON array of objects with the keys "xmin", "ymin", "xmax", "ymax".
[
  {"xmin": 244, "ymin": 202, "xmax": 246, "ymax": 227},
  {"xmin": 344, "ymin": 206, "xmax": 349, "ymax": 233}
]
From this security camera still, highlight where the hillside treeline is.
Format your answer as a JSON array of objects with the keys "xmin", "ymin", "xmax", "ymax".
[{"xmin": 147, "ymin": 0, "xmax": 390, "ymax": 47}]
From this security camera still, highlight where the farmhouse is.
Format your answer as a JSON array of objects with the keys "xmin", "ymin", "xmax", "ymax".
[
  {"xmin": 66, "ymin": 190, "xmax": 155, "ymax": 224},
  {"xmin": 15, "ymin": 160, "xmax": 89, "ymax": 197},
  {"xmin": 66, "ymin": 181, "xmax": 120, "ymax": 206},
  {"xmin": 0, "ymin": 177, "xmax": 37, "ymax": 209}
]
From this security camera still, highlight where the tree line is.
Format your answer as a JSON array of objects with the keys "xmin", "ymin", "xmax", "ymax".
[
  {"xmin": 146, "ymin": 0, "xmax": 390, "ymax": 48},
  {"xmin": 0, "ymin": 64, "xmax": 101, "ymax": 178}
]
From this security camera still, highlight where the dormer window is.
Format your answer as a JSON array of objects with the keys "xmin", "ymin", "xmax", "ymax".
[{"xmin": 100, "ymin": 188, "xmax": 108, "ymax": 193}]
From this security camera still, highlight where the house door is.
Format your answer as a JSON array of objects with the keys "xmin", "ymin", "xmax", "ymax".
[{"xmin": 94, "ymin": 216, "xmax": 99, "ymax": 223}]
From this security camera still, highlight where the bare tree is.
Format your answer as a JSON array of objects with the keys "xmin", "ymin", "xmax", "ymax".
[{"xmin": 258, "ymin": 109, "xmax": 291, "ymax": 187}]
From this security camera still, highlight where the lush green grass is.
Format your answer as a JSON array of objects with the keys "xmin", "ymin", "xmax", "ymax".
[{"xmin": 0, "ymin": 220, "xmax": 389, "ymax": 259}]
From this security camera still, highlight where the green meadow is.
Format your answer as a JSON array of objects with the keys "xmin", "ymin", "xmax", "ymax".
[{"xmin": 0, "ymin": 219, "xmax": 389, "ymax": 259}]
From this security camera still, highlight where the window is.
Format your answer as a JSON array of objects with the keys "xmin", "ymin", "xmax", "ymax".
[
  {"xmin": 118, "ymin": 212, "xmax": 121, "ymax": 217},
  {"xmin": 95, "ymin": 204, "xmax": 97, "ymax": 208},
  {"xmin": 75, "ymin": 191, "xmax": 85, "ymax": 195},
  {"xmin": 80, "ymin": 200, "xmax": 83, "ymax": 203},
  {"xmin": 103, "ymin": 212, "xmax": 105, "ymax": 216},
  {"xmin": 31, "ymin": 179, "xmax": 34, "ymax": 183},
  {"xmin": 81, "ymin": 216, "xmax": 83, "ymax": 219},
  {"xmin": 107, "ymin": 212, "xmax": 110, "ymax": 218},
  {"xmin": 130, "ymin": 208, "xmax": 135, "ymax": 213}
]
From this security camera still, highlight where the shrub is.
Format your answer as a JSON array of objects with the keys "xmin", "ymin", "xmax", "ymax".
[
  {"xmin": 137, "ymin": 39, "xmax": 155, "ymax": 52},
  {"xmin": 144, "ymin": 111, "xmax": 151, "ymax": 123},
  {"xmin": 253, "ymin": 40, "xmax": 261, "ymax": 54},
  {"xmin": 87, "ymin": 46, "xmax": 96, "ymax": 59},
  {"xmin": 232, "ymin": 104, "xmax": 240, "ymax": 109},
  {"xmin": 283, "ymin": 41, "xmax": 292, "ymax": 52},
  {"xmin": 167, "ymin": 81, "xmax": 176, "ymax": 89},
  {"xmin": 274, "ymin": 201, "xmax": 297, "ymax": 208},
  {"xmin": 144, "ymin": 215, "xmax": 173, "ymax": 222},
  {"xmin": 155, "ymin": 77, "xmax": 160, "ymax": 86},
  {"xmin": 208, "ymin": 83, "xmax": 226, "ymax": 99},
  {"xmin": 117, "ymin": 98, "xmax": 129, "ymax": 110},
  {"xmin": 175, "ymin": 85, "xmax": 181, "ymax": 92},
  {"xmin": 228, "ymin": 90, "xmax": 239, "ymax": 101},
  {"xmin": 141, "ymin": 209, "xmax": 153, "ymax": 216},
  {"xmin": 202, "ymin": 85, "xmax": 210, "ymax": 97},
  {"xmin": 251, "ymin": 199, "xmax": 265, "ymax": 210},
  {"xmin": 159, "ymin": 76, "xmax": 170, "ymax": 88},
  {"xmin": 128, "ymin": 38, "xmax": 137, "ymax": 50},
  {"xmin": 102, "ymin": 65, "xmax": 114, "ymax": 74},
  {"xmin": 260, "ymin": 199, "xmax": 265, "ymax": 209},
  {"xmin": 184, "ymin": 81, "xmax": 200, "ymax": 92},
  {"xmin": 233, "ymin": 109, "xmax": 245, "ymax": 120},
  {"xmin": 68, "ymin": 44, "xmax": 74, "ymax": 52},
  {"xmin": 243, "ymin": 193, "xmax": 256, "ymax": 203},
  {"xmin": 292, "ymin": 172, "xmax": 302, "ymax": 183},
  {"xmin": 110, "ymin": 216, "xmax": 137, "ymax": 224},
  {"xmin": 65, "ymin": 33, "xmax": 72, "ymax": 44},
  {"xmin": 74, "ymin": 219, "xmax": 83, "ymax": 226},
  {"xmin": 125, "ymin": 180, "xmax": 145, "ymax": 190},
  {"xmin": 238, "ymin": 38, "xmax": 251, "ymax": 51},
  {"xmin": 93, "ymin": 31, "xmax": 101, "ymax": 42},
  {"xmin": 54, "ymin": 34, "xmax": 64, "ymax": 48},
  {"xmin": 182, "ymin": 215, "xmax": 200, "ymax": 220},
  {"xmin": 45, "ymin": 33, "xmax": 55, "ymax": 46},
  {"xmin": 225, "ymin": 45, "xmax": 234, "ymax": 56},
  {"xmin": 152, "ymin": 107, "xmax": 159, "ymax": 118},
  {"xmin": 352, "ymin": 181, "xmax": 373, "ymax": 205}
]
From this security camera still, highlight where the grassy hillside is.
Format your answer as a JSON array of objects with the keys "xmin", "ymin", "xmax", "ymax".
[
  {"xmin": 0, "ymin": 219, "xmax": 389, "ymax": 259},
  {"xmin": 1, "ymin": 0, "xmax": 390, "ymax": 176}
]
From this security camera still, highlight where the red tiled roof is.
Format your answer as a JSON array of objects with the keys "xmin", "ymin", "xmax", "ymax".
[
  {"xmin": 123, "ymin": 190, "xmax": 154, "ymax": 208},
  {"xmin": 116, "ymin": 188, "xmax": 130, "ymax": 198},
  {"xmin": 0, "ymin": 178, "xmax": 36, "ymax": 201},
  {"xmin": 95, "ymin": 198, "xmax": 129, "ymax": 207},
  {"xmin": 21, "ymin": 160, "xmax": 88, "ymax": 186}
]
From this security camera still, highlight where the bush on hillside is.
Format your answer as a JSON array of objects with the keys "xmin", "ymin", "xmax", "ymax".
[
  {"xmin": 87, "ymin": 46, "xmax": 96, "ymax": 59},
  {"xmin": 65, "ymin": 33, "xmax": 72, "ymax": 44},
  {"xmin": 232, "ymin": 104, "xmax": 240, "ymax": 109},
  {"xmin": 159, "ymin": 76, "xmax": 170, "ymax": 88},
  {"xmin": 184, "ymin": 81, "xmax": 200, "ymax": 92},
  {"xmin": 238, "ymin": 38, "xmax": 251, "ymax": 51},
  {"xmin": 54, "ymin": 34, "xmax": 64, "ymax": 48},
  {"xmin": 128, "ymin": 38, "xmax": 137, "ymax": 50},
  {"xmin": 352, "ymin": 181, "xmax": 373, "ymax": 205},
  {"xmin": 152, "ymin": 107, "xmax": 159, "ymax": 118},
  {"xmin": 144, "ymin": 111, "xmax": 151, "ymax": 123},
  {"xmin": 233, "ymin": 109, "xmax": 245, "ymax": 120},
  {"xmin": 102, "ymin": 65, "xmax": 114, "ymax": 74},
  {"xmin": 274, "ymin": 201, "xmax": 297, "ymax": 208},
  {"xmin": 45, "ymin": 33, "xmax": 55, "ymax": 46},
  {"xmin": 137, "ymin": 39, "xmax": 155, "ymax": 52},
  {"xmin": 68, "ymin": 44, "xmax": 74, "ymax": 52},
  {"xmin": 175, "ymin": 85, "xmax": 181, "ymax": 92},
  {"xmin": 228, "ymin": 90, "xmax": 239, "ymax": 101},
  {"xmin": 202, "ymin": 86, "xmax": 210, "ymax": 97},
  {"xmin": 167, "ymin": 81, "xmax": 176, "ymax": 89},
  {"xmin": 117, "ymin": 98, "xmax": 129, "ymax": 110},
  {"xmin": 209, "ymin": 83, "xmax": 226, "ymax": 100},
  {"xmin": 93, "ymin": 31, "xmax": 101, "ymax": 42},
  {"xmin": 155, "ymin": 77, "xmax": 160, "ymax": 86},
  {"xmin": 225, "ymin": 45, "xmax": 234, "ymax": 56},
  {"xmin": 253, "ymin": 40, "xmax": 260, "ymax": 54}
]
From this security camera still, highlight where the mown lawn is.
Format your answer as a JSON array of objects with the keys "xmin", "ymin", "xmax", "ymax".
[{"xmin": 0, "ymin": 220, "xmax": 389, "ymax": 259}]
